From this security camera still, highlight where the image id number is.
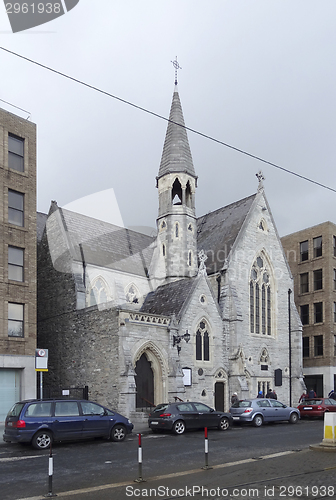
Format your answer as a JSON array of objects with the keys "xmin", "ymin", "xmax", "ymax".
[
  {"xmin": 6, "ymin": 3, "xmax": 62, "ymax": 14},
  {"xmin": 279, "ymin": 485, "xmax": 334, "ymax": 497}
]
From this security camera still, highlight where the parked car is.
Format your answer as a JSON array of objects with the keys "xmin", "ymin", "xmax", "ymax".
[
  {"xmin": 297, "ymin": 398, "xmax": 336, "ymax": 418},
  {"xmin": 3, "ymin": 399, "xmax": 133, "ymax": 450},
  {"xmin": 148, "ymin": 402, "xmax": 233, "ymax": 434},
  {"xmin": 229, "ymin": 398, "xmax": 300, "ymax": 426}
]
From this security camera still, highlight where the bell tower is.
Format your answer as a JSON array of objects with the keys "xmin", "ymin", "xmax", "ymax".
[{"xmin": 156, "ymin": 71, "xmax": 198, "ymax": 282}]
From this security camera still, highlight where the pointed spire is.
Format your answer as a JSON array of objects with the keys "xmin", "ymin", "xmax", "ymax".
[{"xmin": 157, "ymin": 87, "xmax": 196, "ymax": 180}]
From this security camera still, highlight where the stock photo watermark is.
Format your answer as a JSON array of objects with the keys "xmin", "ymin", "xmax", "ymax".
[
  {"xmin": 125, "ymin": 484, "xmax": 336, "ymax": 498},
  {"xmin": 3, "ymin": 0, "xmax": 80, "ymax": 33}
]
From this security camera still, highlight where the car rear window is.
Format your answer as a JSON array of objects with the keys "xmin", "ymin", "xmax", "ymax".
[
  {"xmin": 152, "ymin": 404, "xmax": 169, "ymax": 413},
  {"xmin": 81, "ymin": 402, "xmax": 107, "ymax": 416},
  {"xmin": 25, "ymin": 402, "xmax": 52, "ymax": 417},
  {"xmin": 177, "ymin": 403, "xmax": 194, "ymax": 412},
  {"xmin": 257, "ymin": 400, "xmax": 271, "ymax": 407},
  {"xmin": 7, "ymin": 403, "xmax": 24, "ymax": 418},
  {"xmin": 55, "ymin": 401, "xmax": 80, "ymax": 416},
  {"xmin": 304, "ymin": 400, "xmax": 322, "ymax": 405},
  {"xmin": 232, "ymin": 401, "xmax": 252, "ymax": 408}
]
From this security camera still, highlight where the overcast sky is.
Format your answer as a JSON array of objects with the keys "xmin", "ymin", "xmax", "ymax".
[{"xmin": 1, "ymin": 1, "xmax": 336, "ymax": 237}]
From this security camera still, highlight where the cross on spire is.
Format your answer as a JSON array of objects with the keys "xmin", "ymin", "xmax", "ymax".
[
  {"xmin": 256, "ymin": 170, "xmax": 265, "ymax": 191},
  {"xmin": 171, "ymin": 56, "xmax": 182, "ymax": 85}
]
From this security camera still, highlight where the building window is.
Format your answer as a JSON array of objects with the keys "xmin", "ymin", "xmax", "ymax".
[
  {"xmin": 8, "ymin": 189, "xmax": 24, "ymax": 227},
  {"xmin": 257, "ymin": 380, "xmax": 271, "ymax": 398},
  {"xmin": 195, "ymin": 320, "xmax": 210, "ymax": 361},
  {"xmin": 172, "ymin": 178, "xmax": 182, "ymax": 205},
  {"xmin": 334, "ymin": 335, "xmax": 336, "ymax": 356},
  {"xmin": 8, "ymin": 246, "xmax": 24, "ymax": 281},
  {"xmin": 249, "ymin": 255, "xmax": 272, "ymax": 335},
  {"xmin": 314, "ymin": 335, "xmax": 323, "ymax": 356},
  {"xmin": 313, "ymin": 236, "xmax": 322, "ymax": 258},
  {"xmin": 313, "ymin": 269, "xmax": 323, "ymax": 290},
  {"xmin": 125, "ymin": 283, "xmax": 139, "ymax": 304},
  {"xmin": 314, "ymin": 302, "xmax": 323, "ymax": 323},
  {"xmin": 300, "ymin": 272, "xmax": 309, "ymax": 294},
  {"xmin": 300, "ymin": 304, "xmax": 309, "ymax": 325},
  {"xmin": 334, "ymin": 303, "xmax": 336, "ymax": 323},
  {"xmin": 300, "ymin": 240, "xmax": 308, "ymax": 262},
  {"xmin": 8, "ymin": 134, "xmax": 24, "ymax": 172},
  {"xmin": 162, "ymin": 244, "xmax": 165, "ymax": 257},
  {"xmin": 303, "ymin": 337, "xmax": 310, "ymax": 358},
  {"xmin": 188, "ymin": 251, "xmax": 192, "ymax": 267},
  {"xmin": 87, "ymin": 277, "xmax": 111, "ymax": 307},
  {"xmin": 175, "ymin": 223, "xmax": 179, "ymax": 238},
  {"xmin": 8, "ymin": 303, "xmax": 24, "ymax": 337},
  {"xmin": 334, "ymin": 236, "xmax": 336, "ymax": 257},
  {"xmin": 334, "ymin": 269, "xmax": 336, "ymax": 291}
]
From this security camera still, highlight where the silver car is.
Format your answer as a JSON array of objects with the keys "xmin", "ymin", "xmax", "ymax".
[{"xmin": 229, "ymin": 398, "xmax": 300, "ymax": 427}]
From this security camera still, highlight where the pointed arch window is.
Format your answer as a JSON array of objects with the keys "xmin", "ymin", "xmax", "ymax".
[
  {"xmin": 249, "ymin": 256, "xmax": 272, "ymax": 335},
  {"xmin": 125, "ymin": 283, "xmax": 140, "ymax": 304},
  {"xmin": 87, "ymin": 278, "xmax": 110, "ymax": 307},
  {"xmin": 195, "ymin": 320, "xmax": 210, "ymax": 361},
  {"xmin": 172, "ymin": 178, "xmax": 182, "ymax": 205}
]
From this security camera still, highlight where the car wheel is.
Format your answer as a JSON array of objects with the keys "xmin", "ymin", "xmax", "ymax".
[
  {"xmin": 253, "ymin": 415, "xmax": 263, "ymax": 427},
  {"xmin": 32, "ymin": 430, "xmax": 53, "ymax": 450},
  {"xmin": 289, "ymin": 412, "xmax": 299, "ymax": 424},
  {"xmin": 172, "ymin": 420, "xmax": 185, "ymax": 435},
  {"xmin": 110, "ymin": 424, "xmax": 126, "ymax": 442},
  {"xmin": 218, "ymin": 417, "xmax": 230, "ymax": 431}
]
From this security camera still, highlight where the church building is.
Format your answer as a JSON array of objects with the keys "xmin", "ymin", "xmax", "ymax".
[{"xmin": 37, "ymin": 83, "xmax": 305, "ymax": 421}]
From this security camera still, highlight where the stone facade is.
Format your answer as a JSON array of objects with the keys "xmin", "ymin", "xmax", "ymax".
[
  {"xmin": 281, "ymin": 221, "xmax": 336, "ymax": 396},
  {"xmin": 37, "ymin": 86, "xmax": 304, "ymax": 422},
  {"xmin": 0, "ymin": 107, "xmax": 37, "ymax": 420}
]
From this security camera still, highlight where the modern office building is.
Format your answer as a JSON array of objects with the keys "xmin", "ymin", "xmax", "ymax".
[
  {"xmin": 0, "ymin": 107, "xmax": 37, "ymax": 421},
  {"xmin": 281, "ymin": 222, "xmax": 336, "ymax": 397}
]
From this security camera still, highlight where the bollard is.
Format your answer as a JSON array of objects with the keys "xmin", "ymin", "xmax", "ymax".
[
  {"xmin": 44, "ymin": 443, "xmax": 57, "ymax": 497},
  {"xmin": 134, "ymin": 433, "xmax": 146, "ymax": 483},
  {"xmin": 202, "ymin": 427, "xmax": 212, "ymax": 470}
]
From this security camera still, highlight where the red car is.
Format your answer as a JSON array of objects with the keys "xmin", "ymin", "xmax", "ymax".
[{"xmin": 298, "ymin": 398, "xmax": 336, "ymax": 418}]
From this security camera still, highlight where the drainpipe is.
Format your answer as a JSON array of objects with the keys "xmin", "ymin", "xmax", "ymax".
[{"xmin": 288, "ymin": 289, "xmax": 292, "ymax": 407}]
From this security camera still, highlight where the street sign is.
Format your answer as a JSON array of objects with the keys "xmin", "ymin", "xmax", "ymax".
[{"xmin": 35, "ymin": 348, "xmax": 48, "ymax": 371}]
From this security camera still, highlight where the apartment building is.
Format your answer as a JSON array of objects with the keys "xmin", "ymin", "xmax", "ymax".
[
  {"xmin": 0, "ymin": 107, "xmax": 37, "ymax": 421},
  {"xmin": 281, "ymin": 222, "xmax": 336, "ymax": 397}
]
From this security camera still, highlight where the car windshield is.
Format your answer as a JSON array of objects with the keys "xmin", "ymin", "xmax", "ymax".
[
  {"xmin": 152, "ymin": 404, "xmax": 169, "ymax": 413},
  {"xmin": 232, "ymin": 401, "xmax": 251, "ymax": 408},
  {"xmin": 7, "ymin": 403, "xmax": 24, "ymax": 418},
  {"xmin": 303, "ymin": 400, "xmax": 322, "ymax": 405}
]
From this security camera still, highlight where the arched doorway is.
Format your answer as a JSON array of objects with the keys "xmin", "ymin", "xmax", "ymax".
[{"xmin": 135, "ymin": 353, "xmax": 154, "ymax": 409}]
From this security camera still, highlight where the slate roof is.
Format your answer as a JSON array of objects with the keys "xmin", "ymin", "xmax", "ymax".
[
  {"xmin": 197, "ymin": 193, "xmax": 256, "ymax": 275},
  {"xmin": 53, "ymin": 208, "xmax": 156, "ymax": 277},
  {"xmin": 157, "ymin": 86, "xmax": 196, "ymax": 180},
  {"xmin": 37, "ymin": 212, "xmax": 48, "ymax": 242},
  {"xmin": 140, "ymin": 277, "xmax": 196, "ymax": 317}
]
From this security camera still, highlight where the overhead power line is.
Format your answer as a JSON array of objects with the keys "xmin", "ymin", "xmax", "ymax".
[{"xmin": 1, "ymin": 46, "xmax": 335, "ymax": 194}]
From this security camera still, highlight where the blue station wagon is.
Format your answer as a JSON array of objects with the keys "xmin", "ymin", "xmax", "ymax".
[{"xmin": 3, "ymin": 399, "xmax": 133, "ymax": 449}]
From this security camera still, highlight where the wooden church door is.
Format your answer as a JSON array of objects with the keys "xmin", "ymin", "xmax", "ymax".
[
  {"xmin": 214, "ymin": 382, "xmax": 225, "ymax": 411},
  {"xmin": 135, "ymin": 353, "xmax": 154, "ymax": 409}
]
